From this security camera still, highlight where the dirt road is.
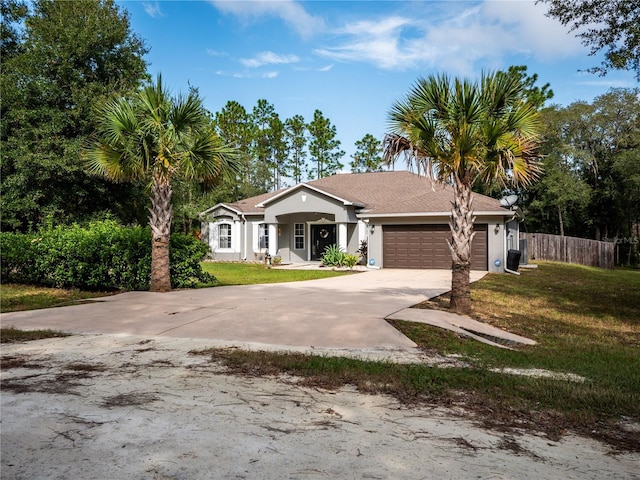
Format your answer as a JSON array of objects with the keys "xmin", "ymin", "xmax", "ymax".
[{"xmin": 2, "ymin": 335, "xmax": 638, "ymax": 480}]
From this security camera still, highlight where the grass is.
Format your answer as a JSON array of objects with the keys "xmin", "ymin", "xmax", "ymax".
[
  {"xmin": 1, "ymin": 326, "xmax": 71, "ymax": 343},
  {"xmin": 193, "ymin": 262, "xmax": 640, "ymax": 451},
  {"xmin": 200, "ymin": 261, "xmax": 351, "ymax": 286},
  {"xmin": 0, "ymin": 283, "xmax": 113, "ymax": 313}
]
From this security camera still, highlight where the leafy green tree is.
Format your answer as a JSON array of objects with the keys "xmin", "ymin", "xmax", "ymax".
[
  {"xmin": 307, "ymin": 109, "xmax": 345, "ymax": 179},
  {"xmin": 385, "ymin": 72, "xmax": 542, "ymax": 313},
  {"xmin": 525, "ymin": 106, "xmax": 592, "ymax": 236},
  {"xmin": 284, "ymin": 114, "xmax": 308, "ymax": 184},
  {"xmin": 542, "ymin": 90, "xmax": 638, "ymax": 240},
  {"xmin": 85, "ymin": 76, "xmax": 238, "ymax": 292},
  {"xmin": 522, "ymin": 88, "xmax": 639, "ymax": 262},
  {"xmin": 0, "ymin": 0, "xmax": 149, "ymax": 231},
  {"xmin": 0, "ymin": 0, "xmax": 27, "ymax": 59},
  {"xmin": 537, "ymin": 0, "xmax": 640, "ymax": 79},
  {"xmin": 350, "ymin": 134, "xmax": 384, "ymax": 173}
]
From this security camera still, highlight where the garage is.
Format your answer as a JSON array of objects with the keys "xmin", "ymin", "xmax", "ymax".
[{"xmin": 383, "ymin": 224, "xmax": 488, "ymax": 270}]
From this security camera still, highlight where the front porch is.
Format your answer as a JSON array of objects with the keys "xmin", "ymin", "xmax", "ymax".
[{"xmin": 265, "ymin": 213, "xmax": 363, "ymax": 263}]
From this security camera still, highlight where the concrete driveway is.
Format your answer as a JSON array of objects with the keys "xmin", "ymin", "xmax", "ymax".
[{"xmin": 1, "ymin": 269, "xmax": 486, "ymax": 350}]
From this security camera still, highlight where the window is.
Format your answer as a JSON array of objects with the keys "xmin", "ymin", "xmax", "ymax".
[
  {"xmin": 218, "ymin": 223, "xmax": 231, "ymax": 249},
  {"xmin": 294, "ymin": 223, "xmax": 305, "ymax": 250},
  {"xmin": 259, "ymin": 224, "xmax": 269, "ymax": 250}
]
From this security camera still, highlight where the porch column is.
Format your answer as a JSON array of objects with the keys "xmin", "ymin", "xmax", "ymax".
[
  {"xmin": 338, "ymin": 223, "xmax": 348, "ymax": 252},
  {"xmin": 268, "ymin": 223, "xmax": 278, "ymax": 257}
]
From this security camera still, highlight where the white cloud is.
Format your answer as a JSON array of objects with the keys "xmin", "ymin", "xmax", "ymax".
[
  {"xmin": 292, "ymin": 63, "xmax": 334, "ymax": 72},
  {"xmin": 209, "ymin": 0, "xmax": 324, "ymax": 39},
  {"xmin": 206, "ymin": 49, "xmax": 228, "ymax": 57},
  {"xmin": 240, "ymin": 51, "xmax": 300, "ymax": 68},
  {"xmin": 480, "ymin": 1, "xmax": 583, "ymax": 59},
  {"xmin": 215, "ymin": 69, "xmax": 279, "ymax": 80},
  {"xmin": 576, "ymin": 79, "xmax": 636, "ymax": 88},
  {"xmin": 142, "ymin": 1, "xmax": 165, "ymax": 19},
  {"xmin": 314, "ymin": 1, "xmax": 584, "ymax": 73},
  {"xmin": 314, "ymin": 16, "xmax": 436, "ymax": 70}
]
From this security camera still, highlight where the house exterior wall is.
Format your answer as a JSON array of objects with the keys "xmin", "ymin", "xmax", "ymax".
[
  {"xmin": 199, "ymin": 184, "xmax": 512, "ymax": 272},
  {"xmin": 263, "ymin": 188, "xmax": 358, "ymax": 224},
  {"xmin": 201, "ymin": 209, "xmax": 268, "ymax": 262},
  {"xmin": 207, "ymin": 217, "xmax": 243, "ymax": 261},
  {"xmin": 277, "ymin": 223, "xmax": 291, "ymax": 262},
  {"xmin": 484, "ymin": 215, "xmax": 509, "ymax": 272},
  {"xmin": 346, "ymin": 223, "xmax": 360, "ymax": 254},
  {"xmin": 365, "ymin": 216, "xmax": 509, "ymax": 273}
]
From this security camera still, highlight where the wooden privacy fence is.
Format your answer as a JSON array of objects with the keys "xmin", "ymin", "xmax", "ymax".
[{"xmin": 521, "ymin": 233, "xmax": 615, "ymax": 269}]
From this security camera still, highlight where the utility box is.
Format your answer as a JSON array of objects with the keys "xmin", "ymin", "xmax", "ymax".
[{"xmin": 507, "ymin": 249, "xmax": 521, "ymax": 272}]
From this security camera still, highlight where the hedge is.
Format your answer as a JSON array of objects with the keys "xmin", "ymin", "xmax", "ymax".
[{"xmin": 0, "ymin": 220, "xmax": 214, "ymax": 290}]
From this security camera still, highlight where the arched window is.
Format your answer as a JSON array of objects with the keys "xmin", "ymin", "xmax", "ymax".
[{"xmin": 218, "ymin": 223, "xmax": 232, "ymax": 249}]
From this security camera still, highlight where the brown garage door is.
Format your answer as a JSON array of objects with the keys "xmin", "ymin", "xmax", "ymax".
[{"xmin": 383, "ymin": 224, "xmax": 488, "ymax": 270}]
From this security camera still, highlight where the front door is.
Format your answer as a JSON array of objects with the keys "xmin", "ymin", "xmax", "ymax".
[{"xmin": 311, "ymin": 224, "xmax": 336, "ymax": 260}]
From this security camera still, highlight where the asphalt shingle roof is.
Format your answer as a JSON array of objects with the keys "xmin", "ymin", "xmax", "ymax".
[{"xmin": 222, "ymin": 171, "xmax": 505, "ymax": 215}]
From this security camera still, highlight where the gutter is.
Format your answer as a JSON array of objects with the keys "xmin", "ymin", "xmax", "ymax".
[
  {"xmin": 356, "ymin": 210, "xmax": 513, "ymax": 219},
  {"xmin": 241, "ymin": 214, "xmax": 247, "ymax": 261}
]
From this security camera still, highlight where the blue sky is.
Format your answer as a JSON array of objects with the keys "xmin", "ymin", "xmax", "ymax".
[{"xmin": 118, "ymin": 0, "xmax": 637, "ymax": 162}]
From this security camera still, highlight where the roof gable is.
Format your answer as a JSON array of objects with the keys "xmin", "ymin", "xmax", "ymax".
[{"xmin": 257, "ymin": 183, "xmax": 365, "ymax": 208}]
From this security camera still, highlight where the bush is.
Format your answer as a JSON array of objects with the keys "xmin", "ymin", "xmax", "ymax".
[
  {"xmin": 0, "ymin": 220, "xmax": 214, "ymax": 290},
  {"xmin": 321, "ymin": 244, "xmax": 347, "ymax": 267},
  {"xmin": 169, "ymin": 233, "xmax": 214, "ymax": 288},
  {"xmin": 343, "ymin": 253, "xmax": 361, "ymax": 270},
  {"xmin": 0, "ymin": 232, "xmax": 38, "ymax": 283}
]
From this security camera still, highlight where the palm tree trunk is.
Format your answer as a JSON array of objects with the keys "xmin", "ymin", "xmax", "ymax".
[
  {"xmin": 448, "ymin": 178, "xmax": 475, "ymax": 314},
  {"xmin": 149, "ymin": 173, "xmax": 173, "ymax": 292}
]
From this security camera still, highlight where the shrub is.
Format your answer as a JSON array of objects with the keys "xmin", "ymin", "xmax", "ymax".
[
  {"xmin": 343, "ymin": 253, "xmax": 361, "ymax": 270},
  {"xmin": 0, "ymin": 232, "xmax": 38, "ymax": 283},
  {"xmin": 169, "ymin": 233, "xmax": 214, "ymax": 288},
  {"xmin": 0, "ymin": 221, "xmax": 214, "ymax": 290},
  {"xmin": 321, "ymin": 244, "xmax": 347, "ymax": 267}
]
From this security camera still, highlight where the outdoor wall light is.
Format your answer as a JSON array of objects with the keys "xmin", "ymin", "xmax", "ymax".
[
  {"xmin": 494, "ymin": 224, "xmax": 500, "ymax": 234},
  {"xmin": 369, "ymin": 224, "xmax": 375, "ymax": 234}
]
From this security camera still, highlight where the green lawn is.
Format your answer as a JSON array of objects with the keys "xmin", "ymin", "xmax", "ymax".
[
  {"xmin": 0, "ymin": 284, "xmax": 113, "ymax": 313},
  {"xmin": 194, "ymin": 262, "xmax": 640, "ymax": 451},
  {"xmin": 200, "ymin": 261, "xmax": 351, "ymax": 286}
]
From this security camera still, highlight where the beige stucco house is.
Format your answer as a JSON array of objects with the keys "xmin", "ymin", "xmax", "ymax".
[{"xmin": 200, "ymin": 171, "xmax": 519, "ymax": 273}]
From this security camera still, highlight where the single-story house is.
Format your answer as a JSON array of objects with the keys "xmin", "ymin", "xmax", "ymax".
[{"xmin": 200, "ymin": 171, "xmax": 519, "ymax": 273}]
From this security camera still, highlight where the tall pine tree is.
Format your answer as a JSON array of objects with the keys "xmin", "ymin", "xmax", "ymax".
[{"xmin": 307, "ymin": 110, "xmax": 344, "ymax": 179}]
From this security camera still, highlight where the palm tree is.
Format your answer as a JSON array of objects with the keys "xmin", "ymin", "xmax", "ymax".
[
  {"xmin": 384, "ymin": 71, "xmax": 542, "ymax": 313},
  {"xmin": 85, "ymin": 76, "xmax": 238, "ymax": 292}
]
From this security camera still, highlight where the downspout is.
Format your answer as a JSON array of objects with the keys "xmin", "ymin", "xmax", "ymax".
[
  {"xmin": 503, "ymin": 215, "xmax": 520, "ymax": 275},
  {"xmin": 505, "ymin": 265, "xmax": 520, "ymax": 275},
  {"xmin": 241, "ymin": 214, "xmax": 247, "ymax": 261}
]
